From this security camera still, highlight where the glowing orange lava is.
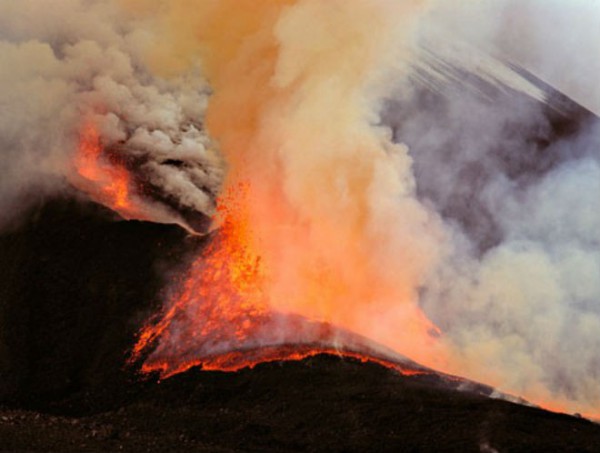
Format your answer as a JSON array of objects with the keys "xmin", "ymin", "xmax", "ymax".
[
  {"xmin": 130, "ymin": 183, "xmax": 441, "ymax": 380},
  {"xmin": 127, "ymin": 0, "xmax": 450, "ymax": 383},
  {"xmin": 131, "ymin": 184, "xmax": 271, "ymax": 376},
  {"xmin": 72, "ymin": 121, "xmax": 143, "ymax": 218}
]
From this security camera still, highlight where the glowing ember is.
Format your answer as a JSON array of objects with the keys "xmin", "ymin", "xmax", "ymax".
[{"xmin": 171, "ymin": 344, "xmax": 429, "ymax": 377}]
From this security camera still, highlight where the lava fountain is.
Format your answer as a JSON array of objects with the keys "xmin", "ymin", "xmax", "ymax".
[
  {"xmin": 131, "ymin": 183, "xmax": 436, "ymax": 378},
  {"xmin": 129, "ymin": 0, "xmax": 451, "ymax": 377}
]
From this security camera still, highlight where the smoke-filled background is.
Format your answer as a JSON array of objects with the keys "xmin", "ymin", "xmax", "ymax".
[
  {"xmin": 1, "ymin": 0, "xmax": 599, "ymax": 417},
  {"xmin": 414, "ymin": 0, "xmax": 600, "ymax": 414}
]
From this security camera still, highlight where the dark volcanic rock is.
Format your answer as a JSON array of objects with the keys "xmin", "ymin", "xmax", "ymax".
[
  {"xmin": 1, "ymin": 355, "xmax": 600, "ymax": 452},
  {"xmin": 0, "ymin": 198, "xmax": 204, "ymax": 406}
]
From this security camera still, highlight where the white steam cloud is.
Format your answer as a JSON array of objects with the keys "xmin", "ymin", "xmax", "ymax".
[
  {"xmin": 427, "ymin": 0, "xmax": 600, "ymax": 115},
  {"xmin": 409, "ymin": 0, "xmax": 600, "ymax": 414}
]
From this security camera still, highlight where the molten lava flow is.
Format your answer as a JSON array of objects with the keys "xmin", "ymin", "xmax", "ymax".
[
  {"xmin": 72, "ymin": 121, "xmax": 143, "ymax": 219},
  {"xmin": 131, "ymin": 184, "xmax": 271, "ymax": 376},
  {"xmin": 131, "ymin": 183, "xmax": 442, "ymax": 379},
  {"xmin": 187, "ymin": 345, "xmax": 428, "ymax": 377}
]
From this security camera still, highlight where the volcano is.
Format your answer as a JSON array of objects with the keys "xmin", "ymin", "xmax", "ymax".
[
  {"xmin": 2, "ymin": 40, "xmax": 600, "ymax": 450},
  {"xmin": 2, "ymin": 200, "xmax": 600, "ymax": 452}
]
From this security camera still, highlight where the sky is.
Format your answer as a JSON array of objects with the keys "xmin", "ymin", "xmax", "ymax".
[{"xmin": 429, "ymin": 0, "xmax": 600, "ymax": 115}]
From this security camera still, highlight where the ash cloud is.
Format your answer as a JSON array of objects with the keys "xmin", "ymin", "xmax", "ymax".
[
  {"xmin": 0, "ymin": 0, "xmax": 223, "ymax": 231},
  {"xmin": 126, "ymin": 0, "xmax": 600, "ymax": 416},
  {"xmin": 395, "ymin": 1, "xmax": 600, "ymax": 414}
]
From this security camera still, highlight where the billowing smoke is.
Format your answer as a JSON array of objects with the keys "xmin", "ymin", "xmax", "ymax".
[
  {"xmin": 0, "ymin": 0, "xmax": 223, "ymax": 230},
  {"xmin": 407, "ymin": 0, "xmax": 600, "ymax": 415},
  {"xmin": 2, "ymin": 0, "xmax": 599, "ymax": 417},
  {"xmin": 126, "ymin": 0, "xmax": 452, "ymax": 374}
]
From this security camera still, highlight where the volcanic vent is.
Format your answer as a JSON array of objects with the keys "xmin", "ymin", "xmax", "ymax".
[
  {"xmin": 54, "ymin": 1, "xmax": 600, "ymax": 420},
  {"xmin": 2, "ymin": 0, "xmax": 600, "ymax": 426},
  {"xmin": 4, "ymin": 1, "xmax": 600, "ymax": 450}
]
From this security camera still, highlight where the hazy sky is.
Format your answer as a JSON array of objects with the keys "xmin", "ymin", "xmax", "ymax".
[{"xmin": 429, "ymin": 0, "xmax": 600, "ymax": 114}]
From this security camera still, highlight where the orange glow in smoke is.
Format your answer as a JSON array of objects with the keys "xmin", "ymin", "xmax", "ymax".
[
  {"xmin": 131, "ymin": 183, "xmax": 445, "ymax": 379},
  {"xmin": 70, "ymin": 0, "xmax": 598, "ymax": 420},
  {"xmin": 73, "ymin": 121, "xmax": 143, "ymax": 218},
  {"xmin": 129, "ymin": 0, "xmax": 449, "ymax": 381}
]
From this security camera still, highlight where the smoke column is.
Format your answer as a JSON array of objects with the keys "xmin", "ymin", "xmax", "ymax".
[
  {"xmin": 1, "ymin": 0, "xmax": 599, "ymax": 417},
  {"xmin": 129, "ymin": 0, "xmax": 450, "ymax": 370},
  {"xmin": 128, "ymin": 0, "xmax": 600, "ymax": 417}
]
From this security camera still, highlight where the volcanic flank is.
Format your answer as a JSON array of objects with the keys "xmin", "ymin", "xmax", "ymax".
[
  {"xmin": 2, "ymin": 198, "xmax": 600, "ymax": 451},
  {"xmin": 119, "ymin": 1, "xmax": 600, "ymax": 419},
  {"xmin": 2, "ymin": 1, "xmax": 600, "ymax": 451}
]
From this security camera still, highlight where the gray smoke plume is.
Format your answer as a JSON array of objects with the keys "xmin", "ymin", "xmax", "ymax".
[
  {"xmin": 395, "ymin": 0, "xmax": 600, "ymax": 414},
  {"xmin": 0, "ymin": 0, "xmax": 223, "ymax": 231}
]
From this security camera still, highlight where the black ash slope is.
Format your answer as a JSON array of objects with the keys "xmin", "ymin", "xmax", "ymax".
[
  {"xmin": 0, "ymin": 198, "xmax": 206, "ymax": 408},
  {"xmin": 3, "ymin": 355, "xmax": 600, "ymax": 452}
]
